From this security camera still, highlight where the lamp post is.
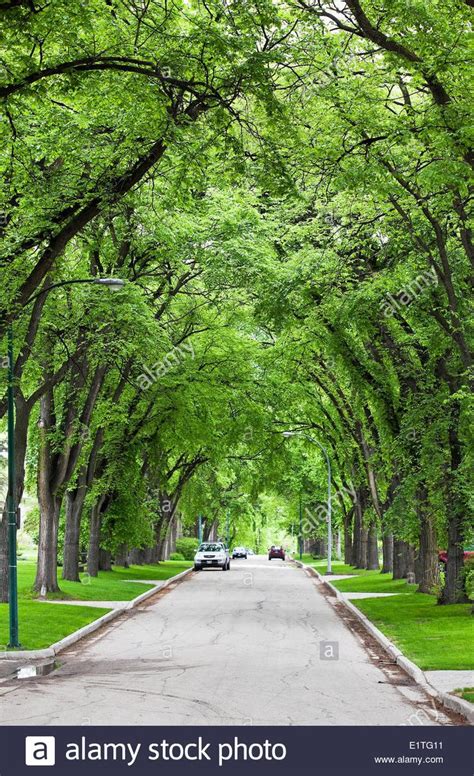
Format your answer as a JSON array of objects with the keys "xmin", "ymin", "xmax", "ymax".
[
  {"xmin": 5, "ymin": 276, "xmax": 124, "ymax": 647},
  {"xmin": 198, "ymin": 514, "xmax": 203, "ymax": 544},
  {"xmin": 283, "ymin": 431, "xmax": 333, "ymax": 575},
  {"xmin": 6, "ymin": 324, "xmax": 18, "ymax": 647}
]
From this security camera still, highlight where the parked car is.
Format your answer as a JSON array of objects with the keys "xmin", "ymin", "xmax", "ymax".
[
  {"xmin": 232, "ymin": 546, "xmax": 247, "ymax": 559},
  {"xmin": 194, "ymin": 542, "xmax": 230, "ymax": 571},
  {"xmin": 268, "ymin": 545, "xmax": 285, "ymax": 561},
  {"xmin": 438, "ymin": 548, "xmax": 474, "ymax": 572},
  {"xmin": 246, "ymin": 548, "xmax": 255, "ymax": 556}
]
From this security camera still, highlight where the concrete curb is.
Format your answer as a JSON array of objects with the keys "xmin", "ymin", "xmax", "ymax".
[
  {"xmin": 293, "ymin": 560, "xmax": 474, "ymax": 724},
  {"xmin": 0, "ymin": 567, "xmax": 193, "ymax": 662},
  {"xmin": 435, "ymin": 690, "xmax": 474, "ymax": 723}
]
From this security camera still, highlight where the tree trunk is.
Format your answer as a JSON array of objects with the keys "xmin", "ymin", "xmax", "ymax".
[
  {"xmin": 151, "ymin": 514, "xmax": 165, "ymax": 563},
  {"xmin": 204, "ymin": 519, "xmax": 218, "ymax": 542},
  {"xmin": 87, "ymin": 500, "xmax": 102, "ymax": 577},
  {"xmin": 393, "ymin": 539, "xmax": 409, "ymax": 579},
  {"xmin": 64, "ymin": 424, "xmax": 107, "ymax": 581},
  {"xmin": 351, "ymin": 502, "xmax": 361, "ymax": 566},
  {"xmin": 440, "ymin": 401, "xmax": 469, "ymax": 604},
  {"xmin": 381, "ymin": 532, "xmax": 393, "ymax": 574},
  {"xmin": 99, "ymin": 548, "xmax": 111, "ymax": 571},
  {"xmin": 143, "ymin": 547, "xmax": 154, "ymax": 564},
  {"xmin": 416, "ymin": 487, "xmax": 439, "ymax": 593},
  {"xmin": 62, "ymin": 479, "xmax": 87, "ymax": 581},
  {"xmin": 407, "ymin": 544, "xmax": 416, "ymax": 581},
  {"xmin": 34, "ymin": 492, "xmax": 61, "ymax": 594},
  {"xmin": 35, "ymin": 390, "xmax": 61, "ymax": 594},
  {"xmin": 358, "ymin": 527, "xmax": 368, "ymax": 568},
  {"xmin": 343, "ymin": 508, "xmax": 353, "ymax": 565},
  {"xmin": 0, "ymin": 393, "xmax": 32, "ymax": 601},
  {"xmin": 352, "ymin": 486, "xmax": 369, "ymax": 568},
  {"xmin": 379, "ymin": 475, "xmax": 399, "ymax": 575},
  {"xmin": 366, "ymin": 521, "xmax": 379, "ymax": 569},
  {"xmin": 159, "ymin": 531, "xmax": 170, "ymax": 561},
  {"xmin": 129, "ymin": 548, "xmax": 145, "ymax": 565},
  {"xmin": 169, "ymin": 514, "xmax": 179, "ymax": 555},
  {"xmin": 156, "ymin": 492, "xmax": 176, "ymax": 560},
  {"xmin": 36, "ymin": 359, "xmax": 106, "ymax": 592},
  {"xmin": 353, "ymin": 487, "xmax": 369, "ymax": 568},
  {"xmin": 440, "ymin": 515, "xmax": 467, "ymax": 603},
  {"xmin": 115, "ymin": 543, "xmax": 129, "ymax": 567},
  {"xmin": 160, "ymin": 512, "xmax": 179, "ymax": 560},
  {"xmin": 313, "ymin": 538, "xmax": 327, "ymax": 558}
]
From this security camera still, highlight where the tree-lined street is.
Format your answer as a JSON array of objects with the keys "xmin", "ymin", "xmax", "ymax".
[
  {"xmin": 0, "ymin": 0, "xmax": 472, "ymax": 727},
  {"xmin": 0, "ymin": 558, "xmax": 458, "ymax": 726}
]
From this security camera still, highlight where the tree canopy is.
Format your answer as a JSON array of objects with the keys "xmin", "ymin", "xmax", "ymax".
[{"xmin": 0, "ymin": 0, "xmax": 472, "ymax": 604}]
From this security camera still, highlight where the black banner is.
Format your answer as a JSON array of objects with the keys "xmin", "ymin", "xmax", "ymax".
[{"xmin": 0, "ymin": 726, "xmax": 472, "ymax": 775}]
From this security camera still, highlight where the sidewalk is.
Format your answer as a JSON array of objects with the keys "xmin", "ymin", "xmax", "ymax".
[
  {"xmin": 36, "ymin": 578, "xmax": 169, "ymax": 610},
  {"xmin": 425, "ymin": 671, "xmax": 473, "ymax": 697}
]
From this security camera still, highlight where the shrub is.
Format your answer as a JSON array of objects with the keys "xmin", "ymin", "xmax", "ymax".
[
  {"xmin": 169, "ymin": 552, "xmax": 185, "ymax": 561},
  {"xmin": 23, "ymin": 506, "xmax": 39, "ymax": 545},
  {"xmin": 461, "ymin": 557, "xmax": 474, "ymax": 601},
  {"xmin": 175, "ymin": 537, "xmax": 199, "ymax": 560}
]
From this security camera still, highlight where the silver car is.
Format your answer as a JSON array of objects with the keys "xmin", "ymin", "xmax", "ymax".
[{"xmin": 194, "ymin": 542, "xmax": 230, "ymax": 571}]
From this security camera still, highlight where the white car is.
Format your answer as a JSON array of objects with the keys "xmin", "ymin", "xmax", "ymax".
[{"xmin": 194, "ymin": 542, "xmax": 230, "ymax": 571}]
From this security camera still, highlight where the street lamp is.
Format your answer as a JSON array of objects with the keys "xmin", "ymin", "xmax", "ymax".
[
  {"xmin": 91, "ymin": 278, "xmax": 125, "ymax": 291},
  {"xmin": 5, "ymin": 277, "xmax": 125, "ymax": 647},
  {"xmin": 282, "ymin": 430, "xmax": 333, "ymax": 575}
]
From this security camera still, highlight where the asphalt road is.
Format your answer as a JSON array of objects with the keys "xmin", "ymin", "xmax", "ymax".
[{"xmin": 0, "ymin": 557, "xmax": 454, "ymax": 725}]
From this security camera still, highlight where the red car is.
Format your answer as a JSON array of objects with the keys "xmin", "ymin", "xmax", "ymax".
[
  {"xmin": 268, "ymin": 545, "xmax": 285, "ymax": 561},
  {"xmin": 438, "ymin": 549, "xmax": 474, "ymax": 571}
]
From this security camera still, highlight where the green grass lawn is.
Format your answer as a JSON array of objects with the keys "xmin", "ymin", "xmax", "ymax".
[
  {"xmin": 0, "ymin": 601, "xmax": 110, "ymax": 650},
  {"xmin": 299, "ymin": 554, "xmax": 427, "ymax": 599},
  {"xmin": 298, "ymin": 555, "xmax": 376, "ymax": 576},
  {"xmin": 333, "ymin": 573, "xmax": 417, "ymax": 595},
  {"xmin": 1, "ymin": 559, "xmax": 192, "ymax": 651},
  {"xmin": 18, "ymin": 559, "xmax": 192, "ymax": 601},
  {"xmin": 298, "ymin": 554, "xmax": 473, "ymax": 671},
  {"xmin": 109, "ymin": 561, "xmax": 192, "ymax": 581},
  {"xmin": 355, "ymin": 594, "xmax": 473, "ymax": 671}
]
